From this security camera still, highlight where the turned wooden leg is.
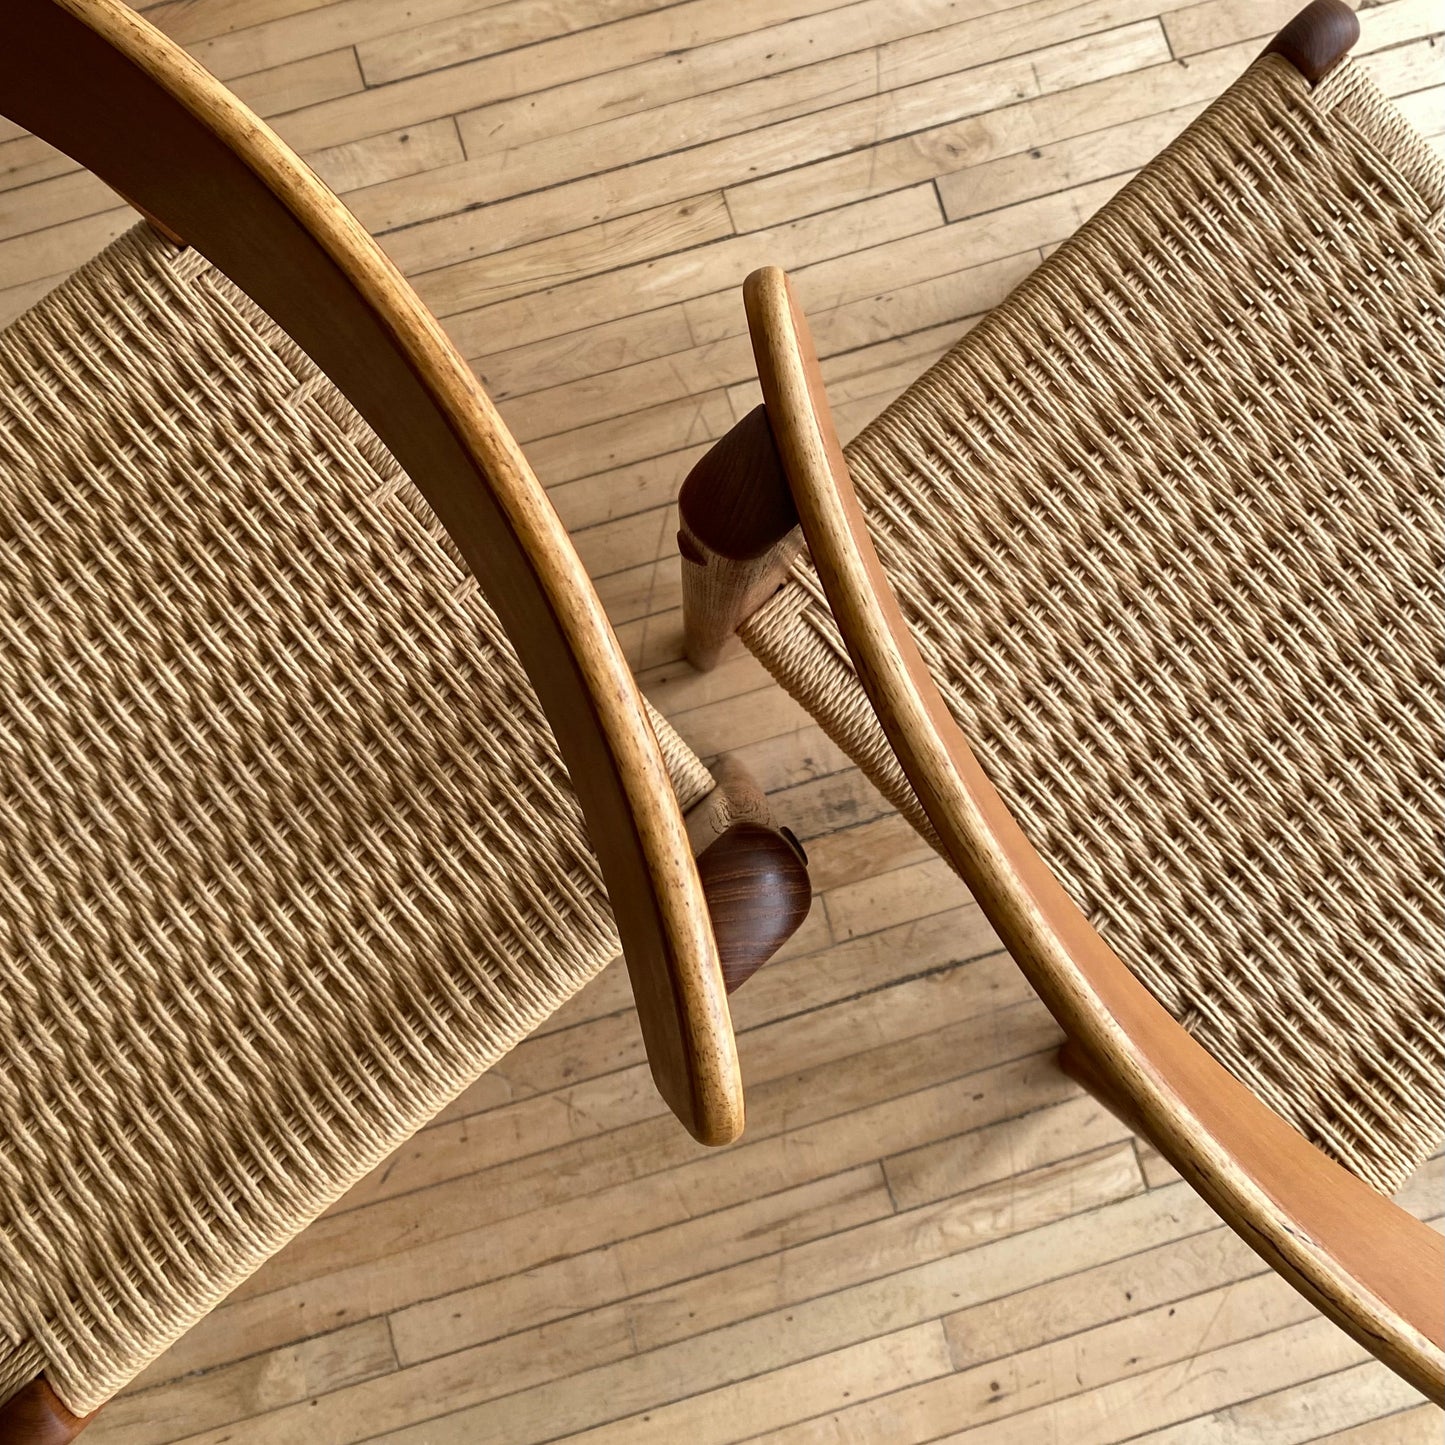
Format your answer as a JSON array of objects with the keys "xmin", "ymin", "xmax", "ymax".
[
  {"xmin": 1057, "ymin": 1039, "xmax": 1148, "ymax": 1138},
  {"xmin": 1264, "ymin": 0, "xmax": 1358, "ymax": 84},
  {"xmin": 684, "ymin": 755, "xmax": 811, "ymax": 992},
  {"xmin": 0, "ymin": 1379, "xmax": 93, "ymax": 1444},
  {"xmin": 678, "ymin": 405, "xmax": 803, "ymax": 672}
]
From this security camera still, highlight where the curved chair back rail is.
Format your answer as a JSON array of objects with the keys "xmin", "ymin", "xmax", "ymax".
[
  {"xmin": 0, "ymin": 0, "xmax": 741, "ymax": 1145},
  {"xmin": 742, "ymin": 265, "xmax": 1445, "ymax": 1400}
]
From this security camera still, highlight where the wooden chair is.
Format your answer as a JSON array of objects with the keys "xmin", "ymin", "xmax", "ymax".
[
  {"xmin": 0, "ymin": 1, "xmax": 812, "ymax": 1438},
  {"xmin": 679, "ymin": 0, "xmax": 1444, "ymax": 1402}
]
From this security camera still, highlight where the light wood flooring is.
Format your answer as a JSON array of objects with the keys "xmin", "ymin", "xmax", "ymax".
[{"xmin": 1, "ymin": 0, "xmax": 1442, "ymax": 1440}]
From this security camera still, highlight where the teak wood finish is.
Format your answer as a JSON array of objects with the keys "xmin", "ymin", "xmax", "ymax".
[
  {"xmin": 723, "ymin": 246, "xmax": 1444, "ymax": 1398},
  {"xmin": 0, "ymin": 1384, "xmax": 90, "ymax": 1445},
  {"xmin": 1265, "ymin": 0, "xmax": 1368, "ymax": 81},
  {"xmin": 686, "ymin": 757, "xmax": 813, "ymax": 994},
  {"xmin": 0, "ymin": 0, "xmax": 747, "ymax": 1152},
  {"xmin": 678, "ymin": 406, "xmax": 803, "ymax": 672}
]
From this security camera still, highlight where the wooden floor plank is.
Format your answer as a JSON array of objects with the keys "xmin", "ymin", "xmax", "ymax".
[
  {"xmin": 1129, "ymin": 1361, "xmax": 1429, "ymax": 1443},
  {"xmin": 1309, "ymin": 1402, "xmax": 1445, "ymax": 1443},
  {"xmin": 3, "ymin": 2, "xmax": 1437, "ymax": 1441}
]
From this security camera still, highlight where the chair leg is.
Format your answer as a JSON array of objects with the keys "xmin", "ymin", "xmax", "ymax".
[
  {"xmin": 678, "ymin": 405, "xmax": 802, "ymax": 672},
  {"xmin": 0, "ymin": 1379, "xmax": 92, "ymax": 1444},
  {"xmin": 1263, "ymin": 0, "xmax": 1359, "ymax": 84},
  {"xmin": 1057, "ymin": 1039, "xmax": 1148, "ymax": 1138},
  {"xmin": 684, "ymin": 755, "xmax": 811, "ymax": 992}
]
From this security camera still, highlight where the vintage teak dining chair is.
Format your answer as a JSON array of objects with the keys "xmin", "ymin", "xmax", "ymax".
[
  {"xmin": 679, "ymin": 0, "xmax": 1444, "ymax": 1402},
  {"xmin": 0, "ymin": 0, "xmax": 814, "ymax": 1438}
]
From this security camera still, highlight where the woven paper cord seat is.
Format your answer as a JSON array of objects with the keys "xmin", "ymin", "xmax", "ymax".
[
  {"xmin": 741, "ymin": 54, "xmax": 1444, "ymax": 1196},
  {"xmin": 0, "ymin": 224, "xmax": 716, "ymax": 1415}
]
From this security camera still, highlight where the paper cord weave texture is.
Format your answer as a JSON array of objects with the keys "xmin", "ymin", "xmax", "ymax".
[{"xmin": 0, "ymin": 225, "xmax": 712, "ymax": 1414}]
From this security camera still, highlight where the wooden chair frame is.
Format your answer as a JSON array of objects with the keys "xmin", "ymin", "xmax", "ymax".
[
  {"xmin": 0, "ymin": 2, "xmax": 810, "ymax": 1436},
  {"xmin": 0, "ymin": 0, "xmax": 815, "ymax": 1150},
  {"xmin": 678, "ymin": 0, "xmax": 1444, "ymax": 1404}
]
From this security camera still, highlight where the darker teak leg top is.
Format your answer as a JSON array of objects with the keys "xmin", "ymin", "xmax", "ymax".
[
  {"xmin": 678, "ymin": 406, "xmax": 802, "ymax": 672},
  {"xmin": 0, "ymin": 1378, "xmax": 93, "ymax": 1445},
  {"xmin": 1264, "ymin": 0, "xmax": 1360, "ymax": 85}
]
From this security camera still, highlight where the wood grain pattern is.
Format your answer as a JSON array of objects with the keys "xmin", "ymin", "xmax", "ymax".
[
  {"xmin": 685, "ymin": 755, "xmax": 813, "ymax": 991},
  {"xmin": 1, "ymin": 0, "xmax": 1439, "ymax": 1439},
  {"xmin": 697, "ymin": 823, "xmax": 812, "ymax": 993},
  {"xmin": 1266, "ymin": 0, "xmax": 1361, "ymax": 81},
  {"xmin": 678, "ymin": 404, "xmax": 802, "ymax": 670}
]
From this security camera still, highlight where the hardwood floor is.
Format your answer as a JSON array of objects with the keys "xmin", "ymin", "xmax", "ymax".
[{"xmin": 2, "ymin": 1, "xmax": 1442, "ymax": 1440}]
